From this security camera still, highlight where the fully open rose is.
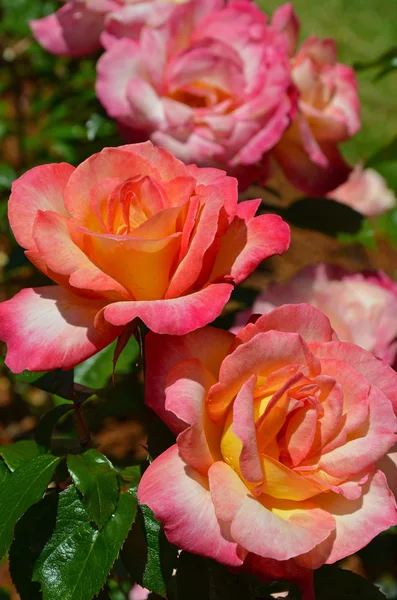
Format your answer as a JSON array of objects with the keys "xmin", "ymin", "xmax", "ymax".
[
  {"xmin": 138, "ymin": 304, "xmax": 397, "ymax": 598},
  {"xmin": 96, "ymin": 0, "xmax": 295, "ymax": 183},
  {"xmin": 0, "ymin": 142, "xmax": 289, "ymax": 373}
]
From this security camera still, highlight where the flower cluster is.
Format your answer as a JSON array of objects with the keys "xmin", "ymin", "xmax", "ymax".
[
  {"xmin": 0, "ymin": 1, "xmax": 394, "ymax": 597},
  {"xmin": 30, "ymin": 0, "xmax": 395, "ymax": 212}
]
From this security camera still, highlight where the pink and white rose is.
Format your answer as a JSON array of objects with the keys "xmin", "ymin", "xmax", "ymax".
[
  {"xmin": 96, "ymin": 0, "xmax": 295, "ymax": 183},
  {"xmin": 234, "ymin": 264, "xmax": 397, "ymax": 366}
]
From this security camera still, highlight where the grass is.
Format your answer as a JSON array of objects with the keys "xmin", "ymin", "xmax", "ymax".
[{"xmin": 257, "ymin": 0, "xmax": 397, "ymax": 164}]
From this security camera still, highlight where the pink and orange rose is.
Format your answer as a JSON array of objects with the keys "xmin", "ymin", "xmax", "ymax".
[
  {"xmin": 138, "ymin": 304, "xmax": 397, "ymax": 597},
  {"xmin": 0, "ymin": 142, "xmax": 289, "ymax": 373}
]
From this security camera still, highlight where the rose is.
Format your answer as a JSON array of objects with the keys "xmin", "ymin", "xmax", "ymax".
[
  {"xmin": 96, "ymin": 0, "xmax": 295, "ymax": 184},
  {"xmin": 129, "ymin": 584, "xmax": 149, "ymax": 600},
  {"xmin": 233, "ymin": 264, "xmax": 397, "ymax": 366},
  {"xmin": 138, "ymin": 303, "xmax": 397, "ymax": 596},
  {"xmin": 271, "ymin": 5, "xmax": 360, "ymax": 195},
  {"xmin": 0, "ymin": 141, "xmax": 289, "ymax": 373},
  {"xmin": 30, "ymin": 0, "xmax": 186, "ymax": 57},
  {"xmin": 101, "ymin": 0, "xmax": 189, "ymax": 51},
  {"xmin": 30, "ymin": 0, "xmax": 122, "ymax": 57},
  {"xmin": 326, "ymin": 164, "xmax": 396, "ymax": 216}
]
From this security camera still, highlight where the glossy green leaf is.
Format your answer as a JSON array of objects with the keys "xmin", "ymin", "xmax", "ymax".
[
  {"xmin": 33, "ymin": 486, "xmax": 138, "ymax": 600},
  {"xmin": 67, "ymin": 450, "xmax": 119, "ymax": 528},
  {"xmin": 0, "ymin": 459, "xmax": 11, "ymax": 486},
  {"xmin": 12, "ymin": 369, "xmax": 75, "ymax": 398},
  {"xmin": 0, "ymin": 454, "xmax": 61, "ymax": 560},
  {"xmin": 9, "ymin": 493, "xmax": 58, "ymax": 600},
  {"xmin": 74, "ymin": 337, "xmax": 139, "ymax": 389},
  {"xmin": 12, "ymin": 370, "xmax": 48, "ymax": 384},
  {"xmin": 314, "ymin": 565, "xmax": 385, "ymax": 599},
  {"xmin": 141, "ymin": 505, "xmax": 177, "ymax": 598},
  {"xmin": 35, "ymin": 404, "xmax": 74, "ymax": 450},
  {"xmin": 0, "ymin": 440, "xmax": 43, "ymax": 472},
  {"xmin": 31, "ymin": 369, "xmax": 75, "ymax": 398}
]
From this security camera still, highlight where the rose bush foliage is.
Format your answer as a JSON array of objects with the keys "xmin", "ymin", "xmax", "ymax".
[
  {"xmin": 0, "ymin": 141, "xmax": 289, "ymax": 372},
  {"xmin": 138, "ymin": 304, "xmax": 397, "ymax": 597}
]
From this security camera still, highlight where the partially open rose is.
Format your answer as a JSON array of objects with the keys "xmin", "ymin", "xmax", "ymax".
[
  {"xmin": 30, "ymin": 0, "xmax": 186, "ymax": 57},
  {"xmin": 30, "ymin": 0, "xmax": 123, "ymax": 57},
  {"xmin": 138, "ymin": 304, "xmax": 397, "ymax": 597},
  {"xmin": 272, "ymin": 4, "xmax": 360, "ymax": 195},
  {"xmin": 0, "ymin": 142, "xmax": 289, "ymax": 373}
]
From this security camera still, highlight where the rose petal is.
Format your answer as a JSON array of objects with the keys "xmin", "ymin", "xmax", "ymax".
[
  {"xmin": 0, "ymin": 286, "xmax": 120, "ymax": 372},
  {"xmin": 138, "ymin": 446, "xmax": 245, "ymax": 567}
]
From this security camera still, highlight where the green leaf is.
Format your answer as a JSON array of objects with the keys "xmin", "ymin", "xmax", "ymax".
[
  {"xmin": 12, "ymin": 370, "xmax": 48, "ymax": 384},
  {"xmin": 31, "ymin": 369, "xmax": 75, "ymax": 398},
  {"xmin": 33, "ymin": 486, "xmax": 138, "ymax": 600},
  {"xmin": 282, "ymin": 197, "xmax": 363, "ymax": 237},
  {"xmin": 338, "ymin": 218, "xmax": 377, "ymax": 249},
  {"xmin": 67, "ymin": 449, "xmax": 119, "ymax": 528},
  {"xmin": 141, "ymin": 505, "xmax": 177, "ymax": 598},
  {"xmin": 0, "ymin": 459, "xmax": 11, "ymax": 486},
  {"xmin": 74, "ymin": 337, "xmax": 139, "ymax": 389},
  {"xmin": 0, "ymin": 454, "xmax": 61, "ymax": 560},
  {"xmin": 119, "ymin": 466, "xmax": 141, "ymax": 490},
  {"xmin": 9, "ymin": 492, "xmax": 58, "ymax": 600},
  {"xmin": 12, "ymin": 369, "xmax": 75, "ymax": 398},
  {"xmin": 0, "ymin": 440, "xmax": 43, "ymax": 472},
  {"xmin": 35, "ymin": 404, "xmax": 74, "ymax": 450},
  {"xmin": 0, "ymin": 163, "xmax": 16, "ymax": 189},
  {"xmin": 314, "ymin": 566, "xmax": 385, "ymax": 599}
]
